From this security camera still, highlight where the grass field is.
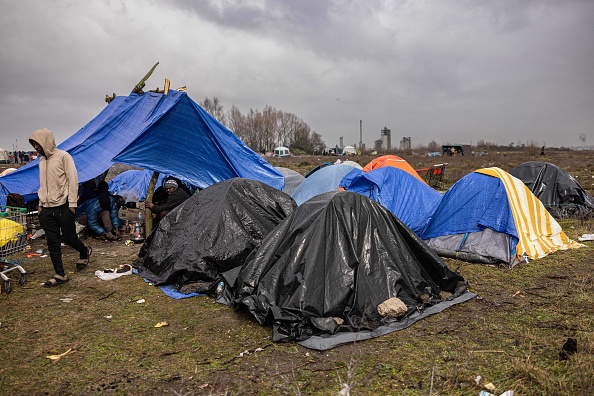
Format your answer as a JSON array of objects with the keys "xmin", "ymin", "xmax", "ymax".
[{"xmin": 1, "ymin": 150, "xmax": 593, "ymax": 395}]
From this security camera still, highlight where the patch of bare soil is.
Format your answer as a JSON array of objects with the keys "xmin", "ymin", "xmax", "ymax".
[{"xmin": 1, "ymin": 151, "xmax": 593, "ymax": 395}]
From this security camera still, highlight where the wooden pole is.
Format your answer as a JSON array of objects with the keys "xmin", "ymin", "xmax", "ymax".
[{"xmin": 145, "ymin": 171, "xmax": 159, "ymax": 235}]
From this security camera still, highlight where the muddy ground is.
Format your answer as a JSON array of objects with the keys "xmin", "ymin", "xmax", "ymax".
[{"xmin": 1, "ymin": 151, "xmax": 593, "ymax": 395}]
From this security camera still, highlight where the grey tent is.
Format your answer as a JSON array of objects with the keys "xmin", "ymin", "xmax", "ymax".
[{"xmin": 275, "ymin": 167, "xmax": 304, "ymax": 196}]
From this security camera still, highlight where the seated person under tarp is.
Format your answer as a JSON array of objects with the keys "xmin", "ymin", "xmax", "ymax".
[
  {"xmin": 77, "ymin": 184, "xmax": 124, "ymax": 241},
  {"xmin": 145, "ymin": 177, "xmax": 190, "ymax": 223},
  {"xmin": 135, "ymin": 178, "xmax": 297, "ymax": 293},
  {"xmin": 77, "ymin": 179, "xmax": 98, "ymax": 207}
]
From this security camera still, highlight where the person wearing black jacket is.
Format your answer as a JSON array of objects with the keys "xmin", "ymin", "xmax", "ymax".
[{"xmin": 145, "ymin": 178, "xmax": 189, "ymax": 223}]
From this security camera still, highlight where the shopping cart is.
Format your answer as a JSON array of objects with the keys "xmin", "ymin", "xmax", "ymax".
[
  {"xmin": 0, "ymin": 206, "xmax": 28, "ymax": 293},
  {"xmin": 415, "ymin": 163, "xmax": 448, "ymax": 189}
]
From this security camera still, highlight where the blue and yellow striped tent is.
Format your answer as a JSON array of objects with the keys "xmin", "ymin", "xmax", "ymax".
[{"xmin": 421, "ymin": 167, "xmax": 583, "ymax": 267}]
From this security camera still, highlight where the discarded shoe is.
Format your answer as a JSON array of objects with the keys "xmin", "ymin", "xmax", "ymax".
[
  {"xmin": 116, "ymin": 264, "xmax": 132, "ymax": 273},
  {"xmin": 43, "ymin": 274, "xmax": 69, "ymax": 288}
]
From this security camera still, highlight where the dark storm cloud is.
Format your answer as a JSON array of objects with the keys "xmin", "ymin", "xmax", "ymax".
[{"xmin": 0, "ymin": 0, "xmax": 593, "ymax": 151}]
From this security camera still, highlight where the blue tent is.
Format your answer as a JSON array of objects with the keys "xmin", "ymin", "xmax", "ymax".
[
  {"xmin": 340, "ymin": 167, "xmax": 443, "ymax": 234},
  {"xmin": 420, "ymin": 169, "xmax": 581, "ymax": 266},
  {"xmin": 291, "ymin": 164, "xmax": 355, "ymax": 206},
  {"xmin": 108, "ymin": 170, "xmax": 167, "ymax": 203},
  {"xmin": 420, "ymin": 172, "xmax": 516, "ymax": 240},
  {"xmin": 0, "ymin": 91, "xmax": 283, "ymax": 205},
  {"xmin": 419, "ymin": 171, "xmax": 517, "ymax": 264}
]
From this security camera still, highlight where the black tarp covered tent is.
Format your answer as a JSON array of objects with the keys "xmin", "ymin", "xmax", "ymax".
[
  {"xmin": 135, "ymin": 178, "xmax": 296, "ymax": 291},
  {"xmin": 220, "ymin": 191, "xmax": 474, "ymax": 350},
  {"xmin": 509, "ymin": 161, "xmax": 594, "ymax": 217}
]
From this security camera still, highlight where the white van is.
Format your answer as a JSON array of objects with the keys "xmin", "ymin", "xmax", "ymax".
[{"xmin": 273, "ymin": 146, "xmax": 290, "ymax": 158}]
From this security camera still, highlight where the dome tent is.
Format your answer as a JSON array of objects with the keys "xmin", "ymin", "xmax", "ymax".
[
  {"xmin": 342, "ymin": 145, "xmax": 357, "ymax": 155},
  {"xmin": 220, "ymin": 191, "xmax": 473, "ymax": 350},
  {"xmin": 136, "ymin": 178, "xmax": 296, "ymax": 291},
  {"xmin": 273, "ymin": 146, "xmax": 290, "ymax": 157},
  {"xmin": 363, "ymin": 155, "xmax": 427, "ymax": 184},
  {"xmin": 340, "ymin": 166, "xmax": 442, "ymax": 235},
  {"xmin": 421, "ymin": 167, "xmax": 583, "ymax": 267},
  {"xmin": 509, "ymin": 161, "xmax": 594, "ymax": 218},
  {"xmin": 291, "ymin": 164, "xmax": 355, "ymax": 205},
  {"xmin": 274, "ymin": 167, "xmax": 304, "ymax": 196}
]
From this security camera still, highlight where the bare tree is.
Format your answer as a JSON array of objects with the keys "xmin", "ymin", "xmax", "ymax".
[
  {"xmin": 227, "ymin": 105, "xmax": 247, "ymax": 141},
  {"xmin": 290, "ymin": 121, "xmax": 313, "ymax": 153},
  {"xmin": 200, "ymin": 97, "xmax": 227, "ymax": 125},
  {"xmin": 245, "ymin": 108, "xmax": 265, "ymax": 152},
  {"xmin": 427, "ymin": 140, "xmax": 439, "ymax": 152},
  {"xmin": 262, "ymin": 105, "xmax": 278, "ymax": 152},
  {"xmin": 204, "ymin": 97, "xmax": 324, "ymax": 154},
  {"xmin": 311, "ymin": 131, "xmax": 326, "ymax": 152}
]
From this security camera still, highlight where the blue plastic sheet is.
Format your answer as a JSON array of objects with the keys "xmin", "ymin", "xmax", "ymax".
[{"xmin": 0, "ymin": 91, "xmax": 283, "ymax": 205}]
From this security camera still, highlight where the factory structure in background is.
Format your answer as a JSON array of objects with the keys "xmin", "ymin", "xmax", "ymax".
[{"xmin": 374, "ymin": 127, "xmax": 392, "ymax": 151}]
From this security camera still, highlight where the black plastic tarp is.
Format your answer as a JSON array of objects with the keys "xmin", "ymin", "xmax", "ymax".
[
  {"xmin": 220, "ymin": 191, "xmax": 473, "ymax": 350},
  {"xmin": 509, "ymin": 161, "xmax": 594, "ymax": 217},
  {"xmin": 135, "ymin": 178, "xmax": 297, "ymax": 290}
]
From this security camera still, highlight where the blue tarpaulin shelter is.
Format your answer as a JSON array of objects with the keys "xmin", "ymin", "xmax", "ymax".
[
  {"xmin": 107, "ymin": 170, "xmax": 167, "ymax": 203},
  {"xmin": 0, "ymin": 91, "xmax": 284, "ymax": 205},
  {"xmin": 340, "ymin": 167, "xmax": 443, "ymax": 235}
]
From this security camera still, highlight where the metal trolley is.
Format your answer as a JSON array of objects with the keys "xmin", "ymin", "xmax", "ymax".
[{"xmin": 0, "ymin": 206, "xmax": 28, "ymax": 293}]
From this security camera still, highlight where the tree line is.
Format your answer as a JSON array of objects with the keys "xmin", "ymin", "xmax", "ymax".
[{"xmin": 199, "ymin": 97, "xmax": 326, "ymax": 154}]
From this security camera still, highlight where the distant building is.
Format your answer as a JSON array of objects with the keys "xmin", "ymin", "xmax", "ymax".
[
  {"xmin": 400, "ymin": 137, "xmax": 411, "ymax": 150},
  {"xmin": 374, "ymin": 139, "xmax": 383, "ymax": 151},
  {"xmin": 381, "ymin": 127, "xmax": 391, "ymax": 150}
]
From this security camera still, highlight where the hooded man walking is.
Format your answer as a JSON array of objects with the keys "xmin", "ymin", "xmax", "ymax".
[{"xmin": 29, "ymin": 128, "xmax": 92, "ymax": 287}]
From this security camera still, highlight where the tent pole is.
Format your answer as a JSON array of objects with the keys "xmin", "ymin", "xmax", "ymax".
[{"xmin": 145, "ymin": 171, "xmax": 159, "ymax": 235}]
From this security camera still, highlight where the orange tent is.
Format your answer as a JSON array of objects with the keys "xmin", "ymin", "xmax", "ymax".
[{"xmin": 362, "ymin": 155, "xmax": 427, "ymax": 184}]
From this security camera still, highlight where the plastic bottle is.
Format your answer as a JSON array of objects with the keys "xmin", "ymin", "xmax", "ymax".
[
  {"xmin": 216, "ymin": 281, "xmax": 225, "ymax": 295},
  {"xmin": 138, "ymin": 210, "xmax": 144, "ymax": 223}
]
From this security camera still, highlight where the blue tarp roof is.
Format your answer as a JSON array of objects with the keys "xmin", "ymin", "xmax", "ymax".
[
  {"xmin": 107, "ymin": 170, "xmax": 167, "ymax": 203},
  {"xmin": 420, "ymin": 172, "xmax": 518, "ymax": 250},
  {"xmin": 0, "ymin": 91, "xmax": 283, "ymax": 205},
  {"xmin": 340, "ymin": 167, "xmax": 443, "ymax": 235}
]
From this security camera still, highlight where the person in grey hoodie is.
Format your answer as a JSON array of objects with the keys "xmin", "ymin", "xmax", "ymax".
[{"xmin": 29, "ymin": 128, "xmax": 92, "ymax": 287}]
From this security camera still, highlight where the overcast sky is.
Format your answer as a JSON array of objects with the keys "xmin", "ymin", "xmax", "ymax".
[{"xmin": 1, "ymin": 0, "xmax": 593, "ymax": 152}]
